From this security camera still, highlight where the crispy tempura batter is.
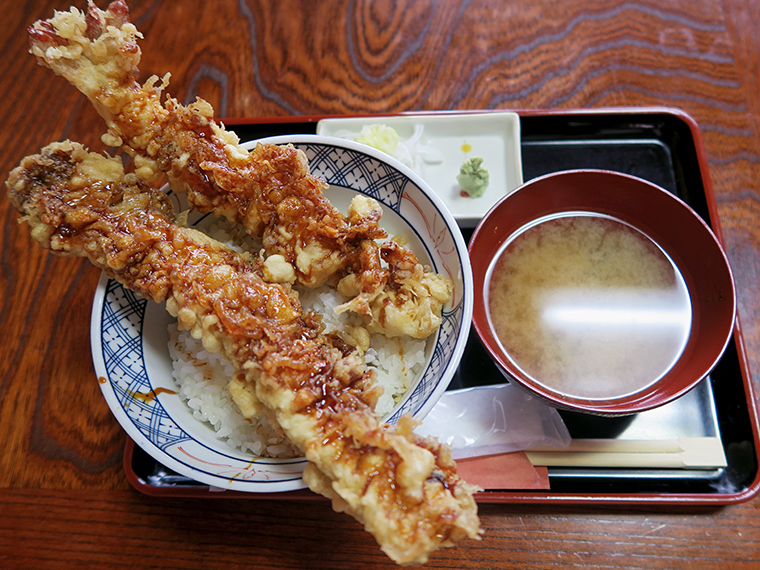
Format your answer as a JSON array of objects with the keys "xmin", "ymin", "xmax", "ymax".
[
  {"xmin": 27, "ymin": 0, "xmax": 452, "ymax": 339},
  {"xmin": 6, "ymin": 141, "xmax": 481, "ymax": 565}
]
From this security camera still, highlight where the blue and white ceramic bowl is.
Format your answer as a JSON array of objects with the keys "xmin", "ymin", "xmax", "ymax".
[{"xmin": 90, "ymin": 134, "xmax": 473, "ymax": 493}]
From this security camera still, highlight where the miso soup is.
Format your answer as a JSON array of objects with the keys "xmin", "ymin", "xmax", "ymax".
[{"xmin": 487, "ymin": 213, "xmax": 692, "ymax": 400}]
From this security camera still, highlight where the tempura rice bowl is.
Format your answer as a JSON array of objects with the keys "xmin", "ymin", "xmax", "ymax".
[{"xmin": 91, "ymin": 134, "xmax": 473, "ymax": 492}]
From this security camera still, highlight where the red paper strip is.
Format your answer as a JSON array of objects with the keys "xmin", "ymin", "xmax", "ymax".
[{"xmin": 456, "ymin": 452, "xmax": 550, "ymax": 490}]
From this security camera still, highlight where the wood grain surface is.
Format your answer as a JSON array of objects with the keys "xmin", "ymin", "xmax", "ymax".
[{"xmin": 1, "ymin": 0, "xmax": 759, "ymax": 568}]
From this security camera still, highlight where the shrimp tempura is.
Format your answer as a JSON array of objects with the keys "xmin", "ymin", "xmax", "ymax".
[
  {"xmin": 28, "ymin": 0, "xmax": 452, "ymax": 339},
  {"xmin": 7, "ymin": 140, "xmax": 481, "ymax": 566}
]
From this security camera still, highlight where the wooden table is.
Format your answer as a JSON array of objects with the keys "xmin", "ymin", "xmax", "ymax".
[{"xmin": 2, "ymin": 0, "xmax": 759, "ymax": 568}]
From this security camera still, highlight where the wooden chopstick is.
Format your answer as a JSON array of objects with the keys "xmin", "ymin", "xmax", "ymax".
[{"xmin": 525, "ymin": 437, "xmax": 727, "ymax": 468}]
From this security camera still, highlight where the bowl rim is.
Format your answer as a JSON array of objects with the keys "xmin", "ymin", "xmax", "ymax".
[{"xmin": 469, "ymin": 168, "xmax": 736, "ymax": 416}]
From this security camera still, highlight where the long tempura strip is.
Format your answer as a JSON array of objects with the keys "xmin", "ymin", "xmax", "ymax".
[
  {"xmin": 28, "ymin": 1, "xmax": 383, "ymax": 283},
  {"xmin": 6, "ymin": 141, "xmax": 481, "ymax": 565},
  {"xmin": 27, "ymin": 1, "xmax": 453, "ymax": 339}
]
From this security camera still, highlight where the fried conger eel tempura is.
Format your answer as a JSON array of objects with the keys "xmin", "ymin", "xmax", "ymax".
[
  {"xmin": 28, "ymin": 0, "xmax": 452, "ymax": 339},
  {"xmin": 6, "ymin": 141, "xmax": 481, "ymax": 565}
]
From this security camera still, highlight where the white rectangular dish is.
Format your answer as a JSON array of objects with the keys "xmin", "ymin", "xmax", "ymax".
[{"xmin": 317, "ymin": 112, "xmax": 523, "ymax": 227}]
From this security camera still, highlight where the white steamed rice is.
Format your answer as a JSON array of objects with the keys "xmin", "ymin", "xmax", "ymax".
[{"xmin": 167, "ymin": 219, "xmax": 429, "ymax": 458}]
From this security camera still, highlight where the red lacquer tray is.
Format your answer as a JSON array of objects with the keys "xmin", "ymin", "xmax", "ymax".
[{"xmin": 122, "ymin": 107, "xmax": 760, "ymax": 505}]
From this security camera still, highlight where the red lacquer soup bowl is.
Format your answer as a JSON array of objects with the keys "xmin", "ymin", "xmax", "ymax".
[{"xmin": 469, "ymin": 169, "xmax": 735, "ymax": 416}]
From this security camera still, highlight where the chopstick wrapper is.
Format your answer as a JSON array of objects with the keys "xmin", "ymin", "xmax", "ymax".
[
  {"xmin": 417, "ymin": 383, "xmax": 571, "ymax": 459},
  {"xmin": 416, "ymin": 384, "xmax": 568, "ymax": 490}
]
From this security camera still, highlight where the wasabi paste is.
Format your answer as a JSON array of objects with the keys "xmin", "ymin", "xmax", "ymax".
[{"xmin": 457, "ymin": 157, "xmax": 489, "ymax": 197}]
